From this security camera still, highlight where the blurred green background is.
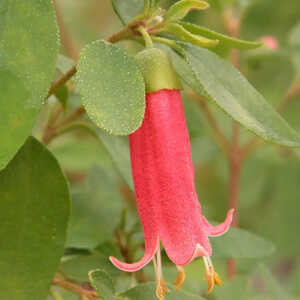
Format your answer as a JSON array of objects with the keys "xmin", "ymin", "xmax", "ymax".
[{"xmin": 46, "ymin": 0, "xmax": 300, "ymax": 299}]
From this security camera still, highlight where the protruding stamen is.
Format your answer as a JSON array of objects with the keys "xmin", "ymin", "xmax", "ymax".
[
  {"xmin": 205, "ymin": 266, "xmax": 215, "ymax": 294},
  {"xmin": 173, "ymin": 265, "xmax": 186, "ymax": 290},
  {"xmin": 202, "ymin": 256, "xmax": 222, "ymax": 294},
  {"xmin": 156, "ymin": 279, "xmax": 169, "ymax": 300},
  {"xmin": 152, "ymin": 243, "xmax": 169, "ymax": 300}
]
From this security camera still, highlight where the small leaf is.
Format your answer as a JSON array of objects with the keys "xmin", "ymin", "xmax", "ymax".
[
  {"xmin": 118, "ymin": 282, "xmax": 206, "ymax": 299},
  {"xmin": 76, "ymin": 40, "xmax": 145, "ymax": 136},
  {"xmin": 169, "ymin": 44, "xmax": 300, "ymax": 147},
  {"xmin": 212, "ymin": 227, "xmax": 275, "ymax": 259},
  {"xmin": 61, "ymin": 254, "xmax": 120, "ymax": 282},
  {"xmin": 0, "ymin": 137, "xmax": 70, "ymax": 300},
  {"xmin": 161, "ymin": 23, "xmax": 218, "ymax": 48},
  {"xmin": 54, "ymin": 85, "xmax": 69, "ymax": 110},
  {"xmin": 0, "ymin": 0, "xmax": 59, "ymax": 170},
  {"xmin": 164, "ymin": 0, "xmax": 209, "ymax": 23},
  {"xmin": 180, "ymin": 22, "xmax": 262, "ymax": 51},
  {"xmin": 89, "ymin": 269, "xmax": 115, "ymax": 300},
  {"xmin": 112, "ymin": 0, "xmax": 145, "ymax": 25}
]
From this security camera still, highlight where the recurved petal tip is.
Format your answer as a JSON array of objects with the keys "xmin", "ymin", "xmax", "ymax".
[
  {"xmin": 109, "ymin": 255, "xmax": 151, "ymax": 272},
  {"xmin": 202, "ymin": 209, "xmax": 234, "ymax": 237},
  {"xmin": 110, "ymin": 236, "xmax": 159, "ymax": 272}
]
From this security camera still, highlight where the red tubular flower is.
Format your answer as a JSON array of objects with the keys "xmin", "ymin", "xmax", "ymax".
[{"xmin": 110, "ymin": 48, "xmax": 234, "ymax": 299}]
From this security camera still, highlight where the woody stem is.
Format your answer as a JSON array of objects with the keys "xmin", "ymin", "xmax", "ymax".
[
  {"xmin": 227, "ymin": 123, "xmax": 243, "ymax": 279},
  {"xmin": 223, "ymin": 8, "xmax": 243, "ymax": 279}
]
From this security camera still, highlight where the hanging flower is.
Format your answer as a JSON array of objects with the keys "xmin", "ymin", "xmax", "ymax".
[{"xmin": 110, "ymin": 47, "xmax": 234, "ymax": 299}]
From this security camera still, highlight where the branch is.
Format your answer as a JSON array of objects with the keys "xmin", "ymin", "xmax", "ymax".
[
  {"xmin": 277, "ymin": 80, "xmax": 300, "ymax": 112},
  {"xmin": 42, "ymin": 106, "xmax": 86, "ymax": 145},
  {"xmin": 52, "ymin": 278, "xmax": 100, "ymax": 300},
  {"xmin": 222, "ymin": 8, "xmax": 243, "ymax": 280},
  {"xmin": 47, "ymin": 65, "xmax": 77, "ymax": 99},
  {"xmin": 47, "ymin": 25, "xmax": 135, "ymax": 99}
]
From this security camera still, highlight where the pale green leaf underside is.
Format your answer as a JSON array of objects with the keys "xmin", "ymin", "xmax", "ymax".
[
  {"xmin": 76, "ymin": 40, "xmax": 145, "ymax": 136},
  {"xmin": 0, "ymin": 137, "xmax": 70, "ymax": 300},
  {"xmin": 180, "ymin": 21, "xmax": 262, "ymax": 50},
  {"xmin": 98, "ymin": 130, "xmax": 134, "ymax": 190},
  {"xmin": 170, "ymin": 44, "xmax": 300, "ymax": 147},
  {"xmin": 0, "ymin": 0, "xmax": 59, "ymax": 170},
  {"xmin": 212, "ymin": 227, "xmax": 275, "ymax": 258}
]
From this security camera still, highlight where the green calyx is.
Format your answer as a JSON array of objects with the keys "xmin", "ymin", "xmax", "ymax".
[{"xmin": 135, "ymin": 48, "xmax": 182, "ymax": 93}]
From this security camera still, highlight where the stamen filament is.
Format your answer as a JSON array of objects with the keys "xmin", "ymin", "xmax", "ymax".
[
  {"xmin": 153, "ymin": 243, "xmax": 169, "ymax": 300},
  {"xmin": 202, "ymin": 256, "xmax": 222, "ymax": 294}
]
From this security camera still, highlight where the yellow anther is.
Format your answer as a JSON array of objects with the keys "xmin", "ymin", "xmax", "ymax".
[
  {"xmin": 214, "ymin": 271, "xmax": 222, "ymax": 286},
  {"xmin": 156, "ymin": 279, "xmax": 169, "ymax": 300},
  {"xmin": 205, "ymin": 266, "xmax": 222, "ymax": 294},
  {"xmin": 173, "ymin": 266, "xmax": 186, "ymax": 290},
  {"xmin": 153, "ymin": 243, "xmax": 169, "ymax": 300},
  {"xmin": 205, "ymin": 266, "xmax": 215, "ymax": 294}
]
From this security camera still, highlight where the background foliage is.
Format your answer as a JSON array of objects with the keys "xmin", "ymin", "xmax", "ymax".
[{"xmin": 1, "ymin": 0, "xmax": 300, "ymax": 299}]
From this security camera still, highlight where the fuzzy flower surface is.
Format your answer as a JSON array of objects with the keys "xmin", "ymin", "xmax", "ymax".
[{"xmin": 110, "ymin": 89, "xmax": 234, "ymax": 298}]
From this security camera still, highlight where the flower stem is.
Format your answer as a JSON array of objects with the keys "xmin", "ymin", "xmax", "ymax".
[{"xmin": 137, "ymin": 26, "xmax": 153, "ymax": 48}]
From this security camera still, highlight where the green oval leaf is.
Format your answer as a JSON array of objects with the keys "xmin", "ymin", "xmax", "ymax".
[
  {"xmin": 112, "ymin": 0, "xmax": 145, "ymax": 25},
  {"xmin": 212, "ymin": 227, "xmax": 275, "ymax": 259},
  {"xmin": 0, "ymin": 0, "xmax": 59, "ymax": 170},
  {"xmin": 169, "ymin": 44, "xmax": 300, "ymax": 147},
  {"xmin": 180, "ymin": 22, "xmax": 262, "ymax": 51},
  {"xmin": 76, "ymin": 40, "xmax": 145, "ymax": 136},
  {"xmin": 0, "ymin": 137, "xmax": 70, "ymax": 300},
  {"xmin": 89, "ymin": 269, "xmax": 115, "ymax": 300}
]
